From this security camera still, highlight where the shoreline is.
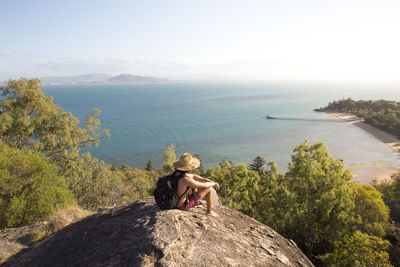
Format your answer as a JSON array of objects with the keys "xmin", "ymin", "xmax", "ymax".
[{"xmin": 328, "ymin": 112, "xmax": 400, "ymax": 183}]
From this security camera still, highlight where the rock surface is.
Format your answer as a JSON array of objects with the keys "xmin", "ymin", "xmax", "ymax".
[
  {"xmin": 0, "ymin": 223, "xmax": 44, "ymax": 264},
  {"xmin": 5, "ymin": 198, "xmax": 313, "ymax": 266}
]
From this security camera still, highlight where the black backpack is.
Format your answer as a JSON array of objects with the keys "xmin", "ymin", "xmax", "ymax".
[{"xmin": 153, "ymin": 172, "xmax": 189, "ymax": 210}]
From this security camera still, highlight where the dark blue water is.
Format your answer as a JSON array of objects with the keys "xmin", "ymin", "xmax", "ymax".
[{"xmin": 43, "ymin": 81, "xmax": 400, "ymax": 172}]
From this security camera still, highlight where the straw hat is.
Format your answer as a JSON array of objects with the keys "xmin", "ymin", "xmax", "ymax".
[{"xmin": 173, "ymin": 153, "xmax": 200, "ymax": 171}]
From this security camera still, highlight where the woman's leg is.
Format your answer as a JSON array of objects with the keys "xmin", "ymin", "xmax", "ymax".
[{"xmin": 197, "ymin": 187, "xmax": 217, "ymax": 217}]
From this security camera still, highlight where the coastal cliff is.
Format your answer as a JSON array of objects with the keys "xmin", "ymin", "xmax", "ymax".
[{"xmin": 4, "ymin": 198, "xmax": 313, "ymax": 266}]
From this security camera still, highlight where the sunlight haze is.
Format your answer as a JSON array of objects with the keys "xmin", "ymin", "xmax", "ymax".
[{"xmin": 1, "ymin": 0, "xmax": 399, "ymax": 81}]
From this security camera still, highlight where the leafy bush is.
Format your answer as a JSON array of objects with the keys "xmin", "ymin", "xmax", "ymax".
[
  {"xmin": 162, "ymin": 144, "xmax": 176, "ymax": 173},
  {"xmin": 0, "ymin": 78, "xmax": 109, "ymax": 157},
  {"xmin": 207, "ymin": 140, "xmax": 394, "ymax": 264},
  {"xmin": 372, "ymin": 172, "xmax": 400, "ymax": 201},
  {"xmin": 0, "ymin": 78, "xmax": 160, "ymax": 212},
  {"xmin": 0, "ymin": 142, "xmax": 76, "ymax": 228},
  {"xmin": 352, "ymin": 184, "xmax": 390, "ymax": 237},
  {"xmin": 323, "ymin": 231, "xmax": 392, "ymax": 266},
  {"xmin": 119, "ymin": 167, "xmax": 157, "ymax": 200},
  {"xmin": 206, "ymin": 161, "xmax": 260, "ymax": 217},
  {"xmin": 267, "ymin": 141, "xmax": 355, "ymax": 257}
]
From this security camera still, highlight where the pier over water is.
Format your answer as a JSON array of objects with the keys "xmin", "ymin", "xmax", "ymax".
[{"xmin": 266, "ymin": 115, "xmax": 346, "ymax": 123}]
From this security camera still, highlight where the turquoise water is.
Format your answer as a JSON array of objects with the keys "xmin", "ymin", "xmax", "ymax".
[{"xmin": 43, "ymin": 81, "xmax": 400, "ymax": 171}]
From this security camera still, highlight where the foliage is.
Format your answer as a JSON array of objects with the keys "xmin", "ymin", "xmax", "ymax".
[
  {"xmin": 248, "ymin": 156, "xmax": 266, "ymax": 174},
  {"xmin": 205, "ymin": 140, "xmax": 397, "ymax": 265},
  {"xmin": 193, "ymin": 153, "xmax": 205, "ymax": 175},
  {"xmin": 275, "ymin": 141, "xmax": 355, "ymax": 257},
  {"xmin": 60, "ymin": 153, "xmax": 127, "ymax": 210},
  {"xmin": 323, "ymin": 231, "xmax": 392, "ymax": 267},
  {"xmin": 206, "ymin": 161, "xmax": 260, "ymax": 217},
  {"xmin": 372, "ymin": 171, "xmax": 400, "ymax": 201},
  {"xmin": 315, "ymin": 98, "xmax": 400, "ymax": 138},
  {"xmin": 1, "ymin": 78, "xmax": 396, "ymax": 265},
  {"xmin": 254, "ymin": 161, "xmax": 294, "ymax": 230},
  {"xmin": 352, "ymin": 183, "xmax": 390, "ymax": 237},
  {"xmin": 0, "ymin": 78, "xmax": 109, "ymax": 158},
  {"xmin": 30, "ymin": 206, "xmax": 92, "ymax": 244},
  {"xmin": 203, "ymin": 140, "xmax": 396, "ymax": 262},
  {"xmin": 145, "ymin": 160, "xmax": 153, "ymax": 171},
  {"xmin": 57, "ymin": 152, "xmax": 158, "ymax": 210},
  {"xmin": 0, "ymin": 141, "xmax": 76, "ymax": 229},
  {"xmin": 0, "ymin": 78, "xmax": 119, "ymax": 210},
  {"xmin": 0, "ymin": 78, "xmax": 161, "ymax": 212},
  {"xmin": 119, "ymin": 166, "xmax": 157, "ymax": 200},
  {"xmin": 162, "ymin": 144, "xmax": 176, "ymax": 173}
]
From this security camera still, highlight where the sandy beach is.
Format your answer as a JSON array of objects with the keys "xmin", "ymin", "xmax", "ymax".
[{"xmin": 329, "ymin": 113, "xmax": 400, "ymax": 184}]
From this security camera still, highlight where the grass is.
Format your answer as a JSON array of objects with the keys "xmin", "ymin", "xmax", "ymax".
[{"xmin": 30, "ymin": 206, "xmax": 92, "ymax": 244}]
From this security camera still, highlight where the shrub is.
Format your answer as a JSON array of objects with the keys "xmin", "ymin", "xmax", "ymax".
[
  {"xmin": 352, "ymin": 184, "xmax": 390, "ymax": 237},
  {"xmin": 372, "ymin": 171, "xmax": 400, "ymax": 201},
  {"xmin": 323, "ymin": 231, "xmax": 392, "ymax": 266},
  {"xmin": 268, "ymin": 141, "xmax": 355, "ymax": 257},
  {"xmin": 119, "ymin": 167, "xmax": 157, "ymax": 200},
  {"xmin": 30, "ymin": 206, "xmax": 92, "ymax": 244},
  {"xmin": 0, "ymin": 142, "xmax": 76, "ymax": 229}
]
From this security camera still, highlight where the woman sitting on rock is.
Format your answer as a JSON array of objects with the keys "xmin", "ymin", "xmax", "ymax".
[{"xmin": 173, "ymin": 153, "xmax": 220, "ymax": 217}]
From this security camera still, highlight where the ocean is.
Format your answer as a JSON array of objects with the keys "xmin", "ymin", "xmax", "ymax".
[{"xmin": 43, "ymin": 81, "xmax": 400, "ymax": 173}]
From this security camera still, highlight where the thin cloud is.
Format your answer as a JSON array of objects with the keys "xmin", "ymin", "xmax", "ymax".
[
  {"xmin": 0, "ymin": 49, "xmax": 14, "ymax": 56},
  {"xmin": 1, "ymin": 52, "xmax": 399, "ymax": 82}
]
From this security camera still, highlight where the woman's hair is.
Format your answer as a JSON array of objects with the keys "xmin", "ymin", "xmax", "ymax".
[{"xmin": 175, "ymin": 170, "xmax": 189, "ymax": 176}]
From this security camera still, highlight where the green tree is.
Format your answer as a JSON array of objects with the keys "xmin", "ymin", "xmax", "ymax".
[
  {"xmin": 206, "ymin": 161, "xmax": 260, "ymax": 217},
  {"xmin": 372, "ymin": 171, "xmax": 400, "ymax": 201},
  {"xmin": 352, "ymin": 183, "xmax": 390, "ymax": 237},
  {"xmin": 145, "ymin": 160, "xmax": 153, "ymax": 171},
  {"xmin": 119, "ymin": 167, "xmax": 157, "ymax": 200},
  {"xmin": 162, "ymin": 144, "xmax": 176, "ymax": 173},
  {"xmin": 277, "ymin": 141, "xmax": 355, "ymax": 257},
  {"xmin": 324, "ymin": 231, "xmax": 392, "ymax": 267},
  {"xmin": 0, "ymin": 78, "xmax": 109, "ymax": 159},
  {"xmin": 61, "ymin": 153, "xmax": 125, "ymax": 210},
  {"xmin": 193, "ymin": 154, "xmax": 204, "ymax": 175},
  {"xmin": 248, "ymin": 156, "xmax": 266, "ymax": 174},
  {"xmin": 0, "ymin": 142, "xmax": 76, "ymax": 228},
  {"xmin": 0, "ymin": 78, "xmax": 132, "ymax": 210},
  {"xmin": 255, "ymin": 161, "xmax": 294, "ymax": 229},
  {"xmin": 120, "ymin": 164, "xmax": 130, "ymax": 171}
]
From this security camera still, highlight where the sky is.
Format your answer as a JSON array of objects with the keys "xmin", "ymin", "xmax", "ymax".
[{"xmin": 1, "ymin": 0, "xmax": 400, "ymax": 81}]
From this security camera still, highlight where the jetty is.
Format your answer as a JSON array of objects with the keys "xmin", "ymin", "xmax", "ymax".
[{"xmin": 266, "ymin": 114, "xmax": 346, "ymax": 123}]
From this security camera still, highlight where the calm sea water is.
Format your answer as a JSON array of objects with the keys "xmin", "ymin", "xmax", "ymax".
[{"xmin": 43, "ymin": 81, "xmax": 400, "ymax": 172}]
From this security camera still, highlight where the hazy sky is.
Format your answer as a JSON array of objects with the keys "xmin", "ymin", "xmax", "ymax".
[{"xmin": 1, "ymin": 0, "xmax": 399, "ymax": 81}]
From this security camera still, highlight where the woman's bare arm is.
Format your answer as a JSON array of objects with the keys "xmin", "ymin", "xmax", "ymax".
[
  {"xmin": 185, "ymin": 177, "xmax": 216, "ymax": 189},
  {"xmin": 188, "ymin": 175, "xmax": 220, "ymax": 191},
  {"xmin": 193, "ymin": 175, "xmax": 212, "ymax": 182}
]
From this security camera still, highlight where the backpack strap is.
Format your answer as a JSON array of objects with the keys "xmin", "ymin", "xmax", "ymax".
[
  {"xmin": 177, "ymin": 186, "xmax": 190, "ymax": 202},
  {"xmin": 174, "ymin": 172, "xmax": 192, "ymax": 203}
]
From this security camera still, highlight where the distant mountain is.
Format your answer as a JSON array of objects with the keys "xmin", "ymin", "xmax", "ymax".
[
  {"xmin": 40, "ymin": 73, "xmax": 113, "ymax": 85},
  {"xmin": 105, "ymin": 73, "xmax": 170, "ymax": 83},
  {"xmin": 36, "ymin": 73, "xmax": 170, "ymax": 85}
]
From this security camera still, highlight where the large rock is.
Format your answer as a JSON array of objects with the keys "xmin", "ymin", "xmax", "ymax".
[
  {"xmin": 0, "ymin": 223, "xmax": 44, "ymax": 264},
  {"xmin": 5, "ymin": 198, "xmax": 313, "ymax": 266}
]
